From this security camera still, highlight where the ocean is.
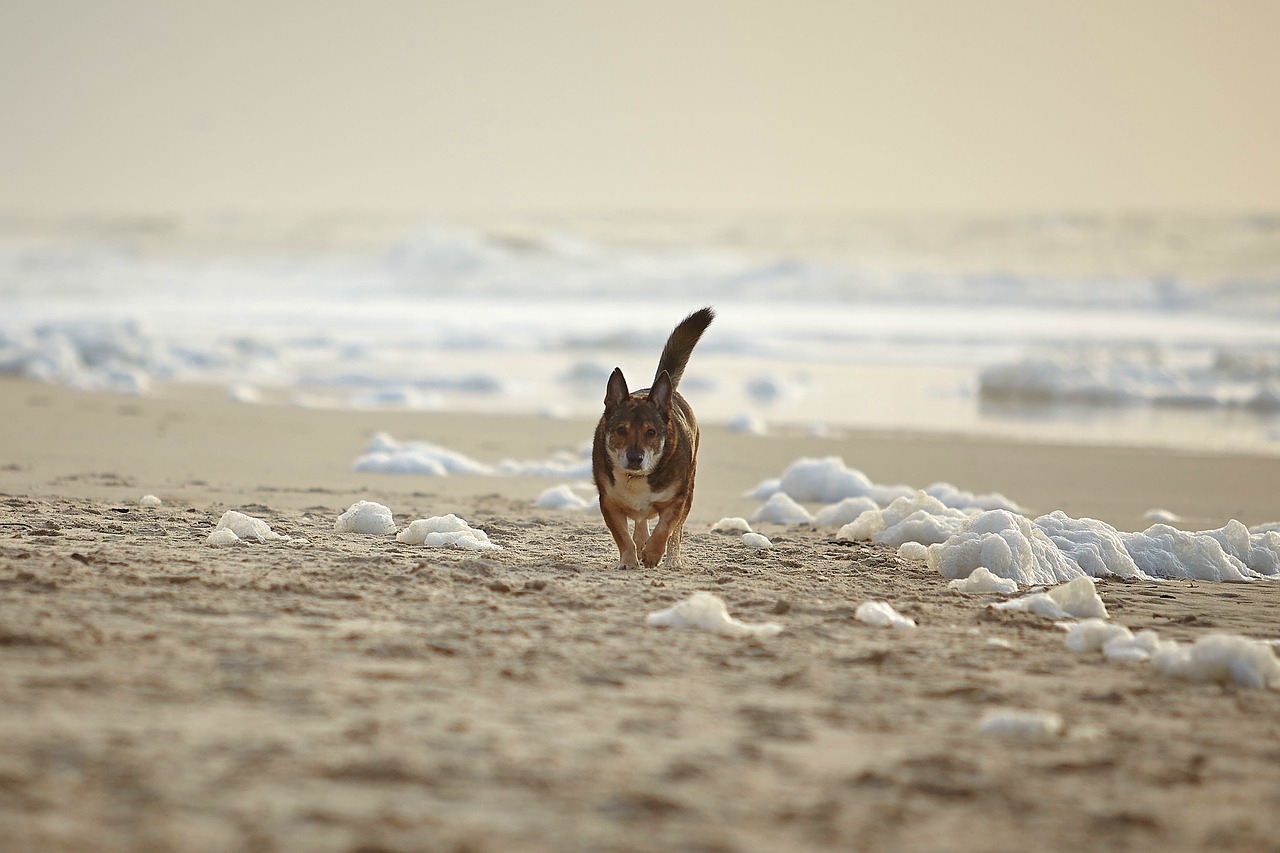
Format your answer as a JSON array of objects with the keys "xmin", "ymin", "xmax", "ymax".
[{"xmin": 2, "ymin": 212, "xmax": 1279, "ymax": 454}]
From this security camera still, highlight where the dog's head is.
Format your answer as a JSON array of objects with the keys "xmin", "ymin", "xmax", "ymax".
[{"xmin": 600, "ymin": 368, "xmax": 673, "ymax": 473}]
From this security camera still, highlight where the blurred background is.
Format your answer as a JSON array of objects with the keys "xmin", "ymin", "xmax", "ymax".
[{"xmin": 2, "ymin": 0, "xmax": 1280, "ymax": 452}]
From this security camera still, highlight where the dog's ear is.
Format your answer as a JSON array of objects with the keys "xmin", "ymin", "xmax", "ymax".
[
  {"xmin": 605, "ymin": 368, "xmax": 629, "ymax": 406},
  {"xmin": 649, "ymin": 370, "xmax": 673, "ymax": 414}
]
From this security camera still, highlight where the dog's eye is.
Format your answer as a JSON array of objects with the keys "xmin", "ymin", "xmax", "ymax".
[
  {"xmin": 645, "ymin": 428, "xmax": 657, "ymax": 438},
  {"xmin": 615, "ymin": 426, "xmax": 627, "ymax": 436}
]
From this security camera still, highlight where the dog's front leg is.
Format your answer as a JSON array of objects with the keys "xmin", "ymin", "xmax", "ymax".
[
  {"xmin": 640, "ymin": 499, "xmax": 686, "ymax": 568},
  {"xmin": 600, "ymin": 497, "xmax": 639, "ymax": 569}
]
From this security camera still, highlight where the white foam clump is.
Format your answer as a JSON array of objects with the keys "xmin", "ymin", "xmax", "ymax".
[
  {"xmin": 1199, "ymin": 519, "xmax": 1280, "ymax": 576},
  {"xmin": 977, "ymin": 709, "xmax": 1064, "ymax": 738},
  {"xmin": 813, "ymin": 496, "xmax": 879, "ymax": 528},
  {"xmin": 743, "ymin": 532, "xmax": 772, "ymax": 549},
  {"xmin": 1121, "ymin": 522, "xmax": 1265, "ymax": 581},
  {"xmin": 948, "ymin": 566, "xmax": 1019, "ymax": 595},
  {"xmin": 993, "ymin": 575, "xmax": 1107, "ymax": 620},
  {"xmin": 745, "ymin": 457, "xmax": 910, "ymax": 504},
  {"xmin": 534, "ymin": 484, "xmax": 591, "ymax": 510},
  {"xmin": 927, "ymin": 510, "xmax": 1083, "ymax": 586},
  {"xmin": 1034, "ymin": 511, "xmax": 1143, "ymax": 578},
  {"xmin": 839, "ymin": 491, "xmax": 972, "ymax": 546},
  {"xmin": 1068, "ymin": 620, "xmax": 1280, "ymax": 688},
  {"xmin": 1151, "ymin": 635, "xmax": 1280, "ymax": 689},
  {"xmin": 898, "ymin": 541, "xmax": 930, "ymax": 562},
  {"xmin": 139, "ymin": 494, "xmax": 162, "ymax": 508},
  {"xmin": 334, "ymin": 500, "xmax": 397, "ymax": 535},
  {"xmin": 855, "ymin": 601, "xmax": 917, "ymax": 629},
  {"xmin": 1102, "ymin": 630, "xmax": 1168, "ymax": 662},
  {"xmin": 711, "ymin": 517, "xmax": 753, "ymax": 534},
  {"xmin": 1064, "ymin": 618, "xmax": 1135, "ymax": 653},
  {"xmin": 497, "ymin": 446, "xmax": 592, "ymax": 478},
  {"xmin": 727, "ymin": 413, "xmax": 767, "ymax": 435},
  {"xmin": 953, "ymin": 511, "xmax": 1271, "ymax": 584},
  {"xmin": 353, "ymin": 432, "xmax": 493, "ymax": 476},
  {"xmin": 206, "ymin": 510, "xmax": 290, "ymax": 546},
  {"xmin": 847, "ymin": 494, "xmax": 1274, "ymax": 584},
  {"xmin": 751, "ymin": 492, "xmax": 813, "ymax": 525},
  {"xmin": 646, "ymin": 592, "xmax": 783, "ymax": 638},
  {"xmin": 396, "ymin": 514, "xmax": 500, "ymax": 551},
  {"xmin": 746, "ymin": 457, "xmax": 1022, "ymax": 514}
]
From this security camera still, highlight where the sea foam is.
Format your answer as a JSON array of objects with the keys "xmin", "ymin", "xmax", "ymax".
[{"xmin": 646, "ymin": 592, "xmax": 783, "ymax": 638}]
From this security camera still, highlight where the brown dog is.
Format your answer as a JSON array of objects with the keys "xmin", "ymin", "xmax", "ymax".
[{"xmin": 592, "ymin": 307, "xmax": 714, "ymax": 569}]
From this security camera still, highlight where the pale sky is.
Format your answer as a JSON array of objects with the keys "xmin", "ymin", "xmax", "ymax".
[{"xmin": 1, "ymin": 0, "xmax": 1278, "ymax": 215}]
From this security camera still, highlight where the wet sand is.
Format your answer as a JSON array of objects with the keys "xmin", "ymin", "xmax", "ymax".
[{"xmin": 2, "ymin": 378, "xmax": 1279, "ymax": 853}]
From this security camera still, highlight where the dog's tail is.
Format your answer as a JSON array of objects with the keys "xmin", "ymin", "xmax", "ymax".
[{"xmin": 655, "ymin": 306, "xmax": 715, "ymax": 389}]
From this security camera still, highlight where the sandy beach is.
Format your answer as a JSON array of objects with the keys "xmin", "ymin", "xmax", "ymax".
[{"xmin": 2, "ymin": 377, "xmax": 1279, "ymax": 853}]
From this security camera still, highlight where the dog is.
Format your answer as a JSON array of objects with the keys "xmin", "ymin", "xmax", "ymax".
[{"xmin": 592, "ymin": 307, "xmax": 714, "ymax": 569}]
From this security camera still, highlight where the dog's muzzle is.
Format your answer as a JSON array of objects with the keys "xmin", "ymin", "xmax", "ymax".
[{"xmin": 624, "ymin": 451, "xmax": 646, "ymax": 470}]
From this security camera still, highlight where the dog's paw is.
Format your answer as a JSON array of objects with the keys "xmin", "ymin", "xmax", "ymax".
[
  {"xmin": 615, "ymin": 552, "xmax": 641, "ymax": 570},
  {"xmin": 640, "ymin": 546, "xmax": 665, "ymax": 568}
]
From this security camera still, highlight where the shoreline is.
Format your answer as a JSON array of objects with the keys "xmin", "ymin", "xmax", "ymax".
[{"xmin": 4, "ymin": 377, "xmax": 1280, "ymax": 533}]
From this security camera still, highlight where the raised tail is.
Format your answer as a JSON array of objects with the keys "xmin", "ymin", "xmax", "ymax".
[{"xmin": 654, "ymin": 306, "xmax": 715, "ymax": 389}]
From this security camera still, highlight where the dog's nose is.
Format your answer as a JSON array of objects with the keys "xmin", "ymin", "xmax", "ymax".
[{"xmin": 625, "ymin": 451, "xmax": 645, "ymax": 469}]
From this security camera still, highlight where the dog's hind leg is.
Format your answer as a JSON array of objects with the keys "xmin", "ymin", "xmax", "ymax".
[{"xmin": 665, "ymin": 523, "xmax": 684, "ymax": 569}]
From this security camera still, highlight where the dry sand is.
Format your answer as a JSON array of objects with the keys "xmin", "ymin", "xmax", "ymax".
[{"xmin": 2, "ymin": 377, "xmax": 1279, "ymax": 853}]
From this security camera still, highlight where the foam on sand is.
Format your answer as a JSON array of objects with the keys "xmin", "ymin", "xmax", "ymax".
[
  {"xmin": 1198, "ymin": 519, "xmax": 1280, "ymax": 576},
  {"xmin": 1033, "ymin": 511, "xmax": 1144, "ymax": 579},
  {"xmin": 1068, "ymin": 620, "xmax": 1280, "ymax": 688},
  {"xmin": 139, "ymin": 494, "xmax": 162, "ymax": 508},
  {"xmin": 993, "ymin": 575, "xmax": 1107, "ymax": 620},
  {"xmin": 948, "ymin": 566, "xmax": 1019, "ymax": 595},
  {"xmin": 742, "ymin": 532, "xmax": 772, "ymax": 549},
  {"xmin": 854, "ymin": 600, "xmax": 917, "ymax": 629},
  {"xmin": 897, "ymin": 541, "xmax": 930, "ymax": 563},
  {"xmin": 838, "ymin": 491, "xmax": 973, "ymax": 546},
  {"xmin": 1064, "ymin": 618, "xmax": 1134, "ymax": 653},
  {"xmin": 711, "ymin": 517, "xmax": 753, "ymax": 534},
  {"xmin": 497, "ymin": 447, "xmax": 592, "ymax": 478},
  {"xmin": 745, "ymin": 456, "xmax": 908, "ymax": 505},
  {"xmin": 353, "ymin": 433, "xmax": 597, "ymax": 480},
  {"xmin": 396, "ymin": 514, "xmax": 500, "ymax": 551},
  {"xmin": 534, "ymin": 484, "xmax": 591, "ymax": 510},
  {"xmin": 813, "ymin": 496, "xmax": 879, "ymax": 528},
  {"xmin": 353, "ymin": 432, "xmax": 492, "ymax": 476},
  {"xmin": 727, "ymin": 413, "xmax": 767, "ymax": 435},
  {"xmin": 746, "ymin": 457, "xmax": 1023, "ymax": 514},
  {"xmin": 334, "ymin": 500, "xmax": 397, "ymax": 535},
  {"xmin": 206, "ymin": 510, "xmax": 290, "ymax": 546},
  {"xmin": 1120, "ymin": 523, "xmax": 1262, "ymax": 581},
  {"xmin": 1151, "ymin": 635, "xmax": 1280, "ymax": 689},
  {"xmin": 751, "ymin": 493, "xmax": 813, "ymax": 525},
  {"xmin": 977, "ymin": 709, "xmax": 1064, "ymax": 738},
  {"xmin": 927, "ymin": 510, "xmax": 1083, "ymax": 586},
  {"xmin": 821, "ymin": 475, "xmax": 1277, "ymax": 584},
  {"xmin": 646, "ymin": 592, "xmax": 783, "ymax": 638}
]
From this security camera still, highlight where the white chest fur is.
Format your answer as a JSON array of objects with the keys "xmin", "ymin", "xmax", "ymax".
[{"xmin": 611, "ymin": 473, "xmax": 676, "ymax": 519}]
